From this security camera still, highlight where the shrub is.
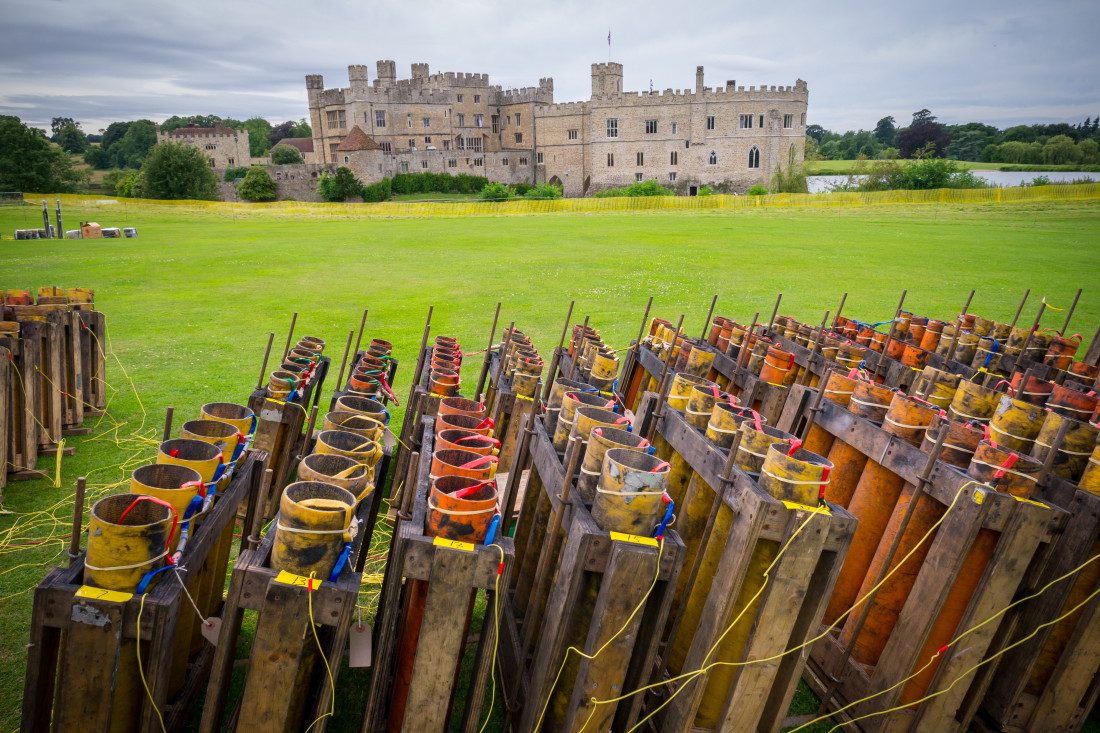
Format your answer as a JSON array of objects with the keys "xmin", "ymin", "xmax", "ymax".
[
  {"xmin": 524, "ymin": 182, "xmax": 562, "ymax": 199},
  {"xmin": 238, "ymin": 166, "xmax": 277, "ymax": 201},
  {"xmin": 698, "ymin": 185, "xmax": 713, "ymax": 196},
  {"xmin": 131, "ymin": 141, "xmax": 218, "ymax": 200},
  {"xmin": 770, "ymin": 163, "xmax": 809, "ymax": 194},
  {"xmin": 362, "ymin": 177, "xmax": 392, "ymax": 202},
  {"xmin": 318, "ymin": 166, "xmax": 363, "ymax": 202},
  {"xmin": 747, "ymin": 185, "xmax": 767, "ymax": 196},
  {"xmin": 478, "ymin": 181, "xmax": 511, "ymax": 201},
  {"xmin": 224, "ymin": 166, "xmax": 250, "ymax": 181},
  {"xmin": 511, "ymin": 182, "xmax": 531, "ymax": 196},
  {"xmin": 591, "ymin": 180, "xmax": 674, "ymax": 198},
  {"xmin": 270, "ymin": 145, "xmax": 304, "ymax": 165}
]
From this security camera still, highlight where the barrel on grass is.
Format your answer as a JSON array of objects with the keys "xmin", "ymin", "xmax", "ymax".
[
  {"xmin": 553, "ymin": 390, "xmax": 614, "ymax": 453},
  {"xmin": 1005, "ymin": 327, "xmax": 1051, "ymax": 361},
  {"xmin": 297, "ymin": 453, "xmax": 371, "ymax": 503},
  {"xmin": 590, "ymin": 349, "xmax": 620, "ymax": 389},
  {"xmin": 1082, "ymin": 445, "xmax": 1100, "ymax": 494},
  {"xmin": 201, "ymin": 402, "xmax": 255, "ymax": 439},
  {"xmin": 438, "ymin": 396, "xmax": 486, "ymax": 421},
  {"xmin": 900, "ymin": 343, "xmax": 932, "ymax": 371},
  {"xmin": 682, "ymin": 341, "xmax": 717, "ymax": 379},
  {"xmin": 746, "ymin": 339, "xmax": 772, "ymax": 375},
  {"xmin": 268, "ymin": 370, "xmax": 298, "ymax": 399},
  {"xmin": 368, "ymin": 338, "xmax": 393, "ymax": 358},
  {"xmin": 803, "ymin": 372, "xmax": 857, "ymax": 457},
  {"xmin": 760, "ymin": 441, "xmax": 832, "ymax": 506},
  {"xmin": 989, "ymin": 395, "xmax": 1046, "ymax": 453},
  {"xmin": 323, "ymin": 410, "xmax": 384, "ymax": 443},
  {"xmin": 158, "ymin": 438, "xmax": 223, "ymax": 485},
  {"xmin": 835, "ymin": 341, "xmax": 865, "ymax": 371},
  {"xmin": 667, "ymin": 373, "xmax": 716, "ymax": 412},
  {"xmin": 577, "ymin": 426, "xmax": 648, "ymax": 503},
  {"xmin": 289, "ymin": 346, "xmax": 320, "ymax": 366},
  {"xmin": 1066, "ymin": 361, "xmax": 1100, "ymax": 387},
  {"xmin": 948, "ymin": 379, "xmax": 999, "ymax": 424},
  {"xmin": 436, "ymin": 428, "xmax": 500, "ymax": 457},
  {"xmin": 271, "ymin": 481, "xmax": 355, "ymax": 577},
  {"xmin": 426, "ymin": 474, "xmax": 498, "ymax": 542},
  {"xmin": 934, "ymin": 325, "xmax": 960, "ymax": 358},
  {"xmin": 437, "ymin": 412, "xmax": 493, "ymax": 437},
  {"xmin": 919, "ymin": 319, "xmax": 945, "ymax": 352},
  {"xmin": 296, "ymin": 335, "xmax": 325, "ymax": 355},
  {"xmin": 820, "ymin": 380, "xmax": 889, "ymax": 517},
  {"xmin": 430, "ymin": 367, "xmax": 461, "ymax": 397},
  {"xmin": 1030, "ymin": 412, "xmax": 1098, "ymax": 482},
  {"xmin": 181, "ymin": 419, "xmax": 243, "ymax": 483},
  {"xmin": 591, "ymin": 448, "xmax": 669, "ymax": 535},
  {"xmin": 907, "ymin": 315, "xmax": 928, "ymax": 345}
]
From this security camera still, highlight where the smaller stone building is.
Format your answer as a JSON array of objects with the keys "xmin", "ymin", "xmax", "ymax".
[{"xmin": 156, "ymin": 123, "xmax": 252, "ymax": 169}]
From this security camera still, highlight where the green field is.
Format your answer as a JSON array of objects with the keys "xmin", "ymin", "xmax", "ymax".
[
  {"xmin": 806, "ymin": 159, "xmax": 1100, "ymax": 175},
  {"xmin": 1, "ymin": 198, "xmax": 1099, "ymax": 731}
]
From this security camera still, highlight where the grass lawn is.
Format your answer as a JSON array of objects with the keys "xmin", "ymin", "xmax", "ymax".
[
  {"xmin": 806, "ymin": 159, "xmax": 1100, "ymax": 175},
  {"xmin": 1, "ymin": 198, "xmax": 1099, "ymax": 731}
]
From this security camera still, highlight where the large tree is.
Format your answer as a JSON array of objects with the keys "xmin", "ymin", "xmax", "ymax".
[
  {"xmin": 0, "ymin": 116, "xmax": 85, "ymax": 192},
  {"xmin": 242, "ymin": 117, "xmax": 273, "ymax": 158},
  {"xmin": 57, "ymin": 123, "xmax": 88, "ymax": 154},
  {"xmin": 237, "ymin": 166, "xmax": 277, "ymax": 201},
  {"xmin": 874, "ymin": 116, "xmax": 896, "ymax": 146},
  {"xmin": 895, "ymin": 122, "xmax": 950, "ymax": 158},
  {"xmin": 910, "ymin": 109, "xmax": 937, "ymax": 126},
  {"xmin": 131, "ymin": 141, "xmax": 219, "ymax": 200},
  {"xmin": 110, "ymin": 120, "xmax": 157, "ymax": 169},
  {"xmin": 50, "ymin": 116, "xmax": 77, "ymax": 141},
  {"xmin": 270, "ymin": 144, "xmax": 303, "ymax": 165}
]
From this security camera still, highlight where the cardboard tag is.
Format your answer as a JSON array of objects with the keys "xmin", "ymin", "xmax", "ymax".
[
  {"xmin": 349, "ymin": 622, "xmax": 372, "ymax": 667},
  {"xmin": 200, "ymin": 616, "xmax": 222, "ymax": 646},
  {"xmin": 75, "ymin": 586, "xmax": 133, "ymax": 603},
  {"xmin": 274, "ymin": 570, "xmax": 311, "ymax": 588},
  {"xmin": 432, "ymin": 537, "xmax": 475, "ymax": 552},
  {"xmin": 383, "ymin": 428, "xmax": 397, "ymax": 451},
  {"xmin": 609, "ymin": 531, "xmax": 658, "ymax": 547}
]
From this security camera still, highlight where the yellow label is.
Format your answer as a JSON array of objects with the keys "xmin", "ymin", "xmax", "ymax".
[
  {"xmin": 609, "ymin": 531, "xmax": 659, "ymax": 547},
  {"xmin": 1013, "ymin": 495, "xmax": 1047, "ymax": 508},
  {"xmin": 75, "ymin": 586, "xmax": 133, "ymax": 603},
  {"xmin": 433, "ymin": 537, "xmax": 475, "ymax": 552},
  {"xmin": 783, "ymin": 500, "xmax": 829, "ymax": 515},
  {"xmin": 274, "ymin": 570, "xmax": 311, "ymax": 588},
  {"xmin": 973, "ymin": 488, "xmax": 986, "ymax": 505}
]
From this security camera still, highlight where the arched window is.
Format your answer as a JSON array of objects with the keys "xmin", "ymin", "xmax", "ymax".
[
  {"xmin": 748, "ymin": 146, "xmax": 760, "ymax": 169},
  {"xmin": 789, "ymin": 144, "xmax": 795, "ymax": 166},
  {"xmin": 708, "ymin": 151, "xmax": 717, "ymax": 165}
]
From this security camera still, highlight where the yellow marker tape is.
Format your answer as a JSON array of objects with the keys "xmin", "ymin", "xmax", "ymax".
[
  {"xmin": 783, "ymin": 500, "xmax": 830, "ymax": 515},
  {"xmin": 1013, "ymin": 494, "xmax": 1047, "ymax": 508},
  {"xmin": 275, "ymin": 570, "xmax": 311, "ymax": 588},
  {"xmin": 609, "ymin": 531, "xmax": 659, "ymax": 547},
  {"xmin": 75, "ymin": 586, "xmax": 133, "ymax": 603},
  {"xmin": 433, "ymin": 537, "xmax": 475, "ymax": 552}
]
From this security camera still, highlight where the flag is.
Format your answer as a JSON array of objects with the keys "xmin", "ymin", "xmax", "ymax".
[{"xmin": 608, "ymin": 29, "xmax": 611, "ymax": 45}]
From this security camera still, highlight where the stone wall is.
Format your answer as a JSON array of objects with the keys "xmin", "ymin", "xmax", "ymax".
[{"xmin": 216, "ymin": 163, "xmax": 336, "ymax": 202}]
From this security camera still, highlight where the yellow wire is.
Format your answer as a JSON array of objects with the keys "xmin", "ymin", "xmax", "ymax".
[
  {"xmin": 304, "ymin": 572, "xmax": 336, "ymax": 733},
  {"xmin": 477, "ymin": 543, "xmax": 506, "ymax": 733},
  {"xmin": 531, "ymin": 537, "xmax": 664, "ymax": 732},
  {"xmin": 136, "ymin": 592, "xmax": 168, "ymax": 733}
]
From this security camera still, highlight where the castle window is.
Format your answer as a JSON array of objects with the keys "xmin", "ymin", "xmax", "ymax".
[
  {"xmin": 475, "ymin": 114, "xmax": 483, "ymax": 128},
  {"xmin": 670, "ymin": 151, "xmax": 678, "ymax": 165},
  {"xmin": 636, "ymin": 173, "xmax": 644, "ymax": 182},
  {"xmin": 672, "ymin": 122, "xmax": 678, "ymax": 135},
  {"xmin": 568, "ymin": 129, "xmax": 578, "ymax": 140},
  {"xmin": 329, "ymin": 143, "xmax": 339, "ymax": 158},
  {"xmin": 344, "ymin": 156, "xmax": 349, "ymax": 163},
  {"xmin": 208, "ymin": 158, "xmax": 215, "ymax": 167},
  {"xmin": 606, "ymin": 119, "xmax": 618, "ymax": 138},
  {"xmin": 783, "ymin": 114, "xmax": 794, "ymax": 129},
  {"xmin": 748, "ymin": 146, "xmax": 760, "ymax": 168},
  {"xmin": 466, "ymin": 137, "xmax": 482, "ymax": 153},
  {"xmin": 507, "ymin": 115, "xmax": 512, "ymax": 125},
  {"xmin": 515, "ymin": 113, "xmax": 521, "ymax": 125},
  {"xmin": 474, "ymin": 157, "xmax": 483, "ymax": 166},
  {"xmin": 401, "ymin": 162, "xmax": 409, "ymax": 172},
  {"xmin": 227, "ymin": 158, "xmax": 234, "ymax": 167},
  {"xmin": 685, "ymin": 140, "xmax": 690, "ymax": 149},
  {"xmin": 740, "ymin": 114, "xmax": 753, "ymax": 129},
  {"xmin": 636, "ymin": 152, "xmax": 644, "ymax": 166},
  {"xmin": 205, "ymin": 144, "xmax": 216, "ymax": 150},
  {"xmin": 789, "ymin": 144, "xmax": 796, "ymax": 166},
  {"xmin": 458, "ymin": 113, "xmax": 465, "ymax": 127},
  {"xmin": 425, "ymin": 136, "xmax": 431, "ymax": 144},
  {"xmin": 607, "ymin": 153, "xmax": 614, "ymax": 167},
  {"xmin": 706, "ymin": 116, "xmax": 715, "ymax": 130},
  {"xmin": 422, "ymin": 160, "xmax": 429, "ymax": 169},
  {"xmin": 407, "ymin": 117, "xmax": 412, "ymax": 128},
  {"xmin": 423, "ymin": 117, "xmax": 430, "ymax": 128},
  {"xmin": 376, "ymin": 110, "xmax": 386, "ymax": 128},
  {"xmin": 708, "ymin": 151, "xmax": 717, "ymax": 165},
  {"xmin": 443, "ymin": 140, "xmax": 450, "ymax": 150},
  {"xmin": 380, "ymin": 142, "xmax": 391, "ymax": 153},
  {"xmin": 502, "ymin": 157, "xmax": 509, "ymax": 165},
  {"xmin": 537, "ymin": 152, "xmax": 543, "ymax": 164},
  {"xmin": 492, "ymin": 115, "xmax": 499, "ymax": 133},
  {"xmin": 645, "ymin": 120, "xmax": 657, "ymax": 134},
  {"xmin": 519, "ymin": 157, "xmax": 528, "ymax": 165},
  {"xmin": 759, "ymin": 115, "xmax": 764, "ymax": 128},
  {"xmin": 801, "ymin": 113, "xmax": 806, "ymax": 125},
  {"xmin": 457, "ymin": 137, "xmax": 465, "ymax": 150},
  {"xmin": 444, "ymin": 109, "xmax": 449, "ymax": 118},
  {"xmin": 364, "ymin": 112, "xmax": 369, "ymax": 124},
  {"xmin": 515, "ymin": 133, "xmax": 523, "ymax": 144},
  {"xmin": 457, "ymin": 94, "xmax": 463, "ymax": 103},
  {"xmin": 474, "ymin": 95, "xmax": 481, "ymax": 104},
  {"xmin": 326, "ymin": 110, "xmax": 346, "ymax": 129},
  {"xmin": 448, "ymin": 159, "xmax": 457, "ymax": 168},
  {"xmin": 409, "ymin": 139, "xmax": 415, "ymax": 149},
  {"xmin": 669, "ymin": 172, "xmax": 677, "ymax": 182}
]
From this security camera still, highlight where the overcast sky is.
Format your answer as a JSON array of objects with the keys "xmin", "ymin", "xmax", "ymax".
[{"xmin": 2, "ymin": 0, "xmax": 1098, "ymax": 135}]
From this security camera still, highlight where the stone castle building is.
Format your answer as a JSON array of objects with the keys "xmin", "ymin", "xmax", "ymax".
[
  {"xmin": 155, "ymin": 123, "xmax": 252, "ymax": 169},
  {"xmin": 306, "ymin": 60, "xmax": 808, "ymax": 196}
]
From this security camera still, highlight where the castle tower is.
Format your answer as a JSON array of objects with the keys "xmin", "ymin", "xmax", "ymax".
[
  {"xmin": 411, "ymin": 62, "xmax": 429, "ymax": 79},
  {"xmin": 377, "ymin": 60, "xmax": 396, "ymax": 86},
  {"xmin": 591, "ymin": 62, "xmax": 623, "ymax": 98},
  {"xmin": 348, "ymin": 65, "xmax": 369, "ymax": 95},
  {"xmin": 305, "ymin": 74, "xmax": 324, "ymax": 106},
  {"xmin": 696, "ymin": 66, "xmax": 704, "ymax": 94}
]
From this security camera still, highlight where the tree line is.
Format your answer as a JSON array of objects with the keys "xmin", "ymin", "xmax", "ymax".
[{"xmin": 808, "ymin": 110, "xmax": 1100, "ymax": 165}]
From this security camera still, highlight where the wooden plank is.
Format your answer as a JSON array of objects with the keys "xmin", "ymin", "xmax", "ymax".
[
  {"xmin": 54, "ymin": 600, "xmax": 124, "ymax": 732},
  {"xmin": 198, "ymin": 552, "xmax": 251, "ymax": 733},
  {"xmin": 460, "ymin": 544, "xmax": 514, "ymax": 733},
  {"xmin": 0, "ymin": 345, "xmax": 9, "ymax": 493}
]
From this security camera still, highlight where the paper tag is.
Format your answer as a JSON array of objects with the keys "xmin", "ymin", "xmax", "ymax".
[
  {"xmin": 432, "ymin": 537, "xmax": 475, "ymax": 552},
  {"xmin": 349, "ymin": 622, "xmax": 372, "ymax": 667},
  {"xmin": 200, "ymin": 616, "xmax": 222, "ymax": 645},
  {"xmin": 274, "ymin": 570, "xmax": 311, "ymax": 588},
  {"xmin": 609, "ymin": 531, "xmax": 658, "ymax": 547},
  {"xmin": 74, "ymin": 586, "xmax": 133, "ymax": 603},
  {"xmin": 973, "ymin": 488, "xmax": 986, "ymax": 505},
  {"xmin": 383, "ymin": 428, "xmax": 397, "ymax": 451}
]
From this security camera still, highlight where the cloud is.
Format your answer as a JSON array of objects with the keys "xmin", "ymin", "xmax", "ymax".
[{"xmin": 1, "ymin": 0, "xmax": 1097, "ymax": 133}]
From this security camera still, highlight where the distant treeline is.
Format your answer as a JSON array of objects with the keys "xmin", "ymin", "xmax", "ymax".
[{"xmin": 809, "ymin": 110, "xmax": 1100, "ymax": 164}]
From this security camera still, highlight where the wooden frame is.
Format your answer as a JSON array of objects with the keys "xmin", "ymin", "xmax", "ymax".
[
  {"xmin": 784, "ymin": 384, "xmax": 1067, "ymax": 733},
  {"xmin": 362, "ymin": 417, "xmax": 515, "ymax": 733},
  {"xmin": 0, "ymin": 344, "xmax": 9, "ymax": 494},
  {"xmin": 19, "ymin": 319, "xmax": 63, "ymax": 449},
  {"xmin": 326, "ymin": 348, "xmax": 400, "ymax": 411},
  {"xmin": 199, "ymin": 456, "xmax": 371, "ymax": 733},
  {"xmin": 499, "ymin": 408, "xmax": 686, "ymax": 733},
  {"xmin": 51, "ymin": 308, "xmax": 85, "ymax": 432},
  {"xmin": 77, "ymin": 309, "xmax": 108, "ymax": 413},
  {"xmin": 640, "ymin": 401, "xmax": 857, "ymax": 733},
  {"xmin": 21, "ymin": 449, "xmax": 267, "ymax": 733},
  {"xmin": 484, "ymin": 347, "xmax": 537, "ymax": 473},
  {"xmin": 1, "ymin": 327, "xmax": 40, "ymax": 475}
]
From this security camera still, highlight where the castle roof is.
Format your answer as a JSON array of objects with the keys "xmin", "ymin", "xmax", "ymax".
[
  {"xmin": 336, "ymin": 126, "xmax": 382, "ymax": 151},
  {"xmin": 272, "ymin": 137, "xmax": 314, "ymax": 154}
]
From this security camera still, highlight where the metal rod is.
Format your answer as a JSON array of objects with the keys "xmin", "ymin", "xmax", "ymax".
[
  {"xmin": 1009, "ymin": 289, "xmax": 1031, "ymax": 330},
  {"xmin": 282, "ymin": 312, "xmax": 298, "ymax": 360},
  {"xmin": 736, "ymin": 312, "xmax": 760, "ymax": 372},
  {"xmin": 644, "ymin": 314, "xmax": 686, "ymax": 440},
  {"xmin": 945, "ymin": 290, "xmax": 975, "ymax": 364},
  {"xmin": 833, "ymin": 292, "xmax": 848, "ymax": 329},
  {"xmin": 475, "ymin": 301, "xmax": 502, "ymax": 400},
  {"xmin": 799, "ymin": 311, "xmax": 831, "ymax": 387},
  {"xmin": 566, "ymin": 315, "xmax": 590, "ymax": 380},
  {"xmin": 301, "ymin": 405, "xmax": 319, "ymax": 458},
  {"xmin": 701, "ymin": 294, "xmax": 718, "ymax": 340},
  {"xmin": 410, "ymin": 306, "xmax": 434, "ymax": 395},
  {"xmin": 163, "ymin": 406, "xmax": 174, "ymax": 442},
  {"xmin": 248, "ymin": 469, "xmax": 273, "ymax": 550},
  {"xmin": 352, "ymin": 308, "xmax": 369, "ymax": 365},
  {"xmin": 335, "ymin": 329, "xmax": 354, "ymax": 392},
  {"xmin": 543, "ymin": 300, "xmax": 576, "ymax": 402},
  {"xmin": 800, "ymin": 367, "xmax": 835, "ymax": 443},
  {"xmin": 68, "ymin": 477, "xmax": 86, "ymax": 566},
  {"xmin": 816, "ymin": 425, "xmax": 949, "ymax": 713},
  {"xmin": 767, "ymin": 293, "xmax": 783, "ymax": 335},
  {"xmin": 1061, "ymin": 288, "xmax": 1083, "ymax": 336},
  {"xmin": 42, "ymin": 200, "xmax": 51, "ymax": 238},
  {"xmin": 256, "ymin": 332, "xmax": 274, "ymax": 390},
  {"xmin": 873, "ymin": 290, "xmax": 908, "ymax": 380},
  {"xmin": 1037, "ymin": 418, "xmax": 1071, "ymax": 488},
  {"xmin": 616, "ymin": 296, "xmax": 653, "ymax": 404},
  {"xmin": 501, "ymin": 378, "xmax": 542, "ymax": 529},
  {"xmin": 1016, "ymin": 302, "xmax": 1048, "ymax": 372},
  {"xmin": 55, "ymin": 200, "xmax": 63, "ymax": 240}
]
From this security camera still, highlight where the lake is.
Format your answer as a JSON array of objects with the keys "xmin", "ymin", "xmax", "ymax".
[{"xmin": 806, "ymin": 170, "xmax": 1099, "ymax": 194}]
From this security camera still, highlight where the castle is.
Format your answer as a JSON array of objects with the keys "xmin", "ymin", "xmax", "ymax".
[
  {"xmin": 155, "ymin": 123, "xmax": 252, "ymax": 169},
  {"xmin": 306, "ymin": 60, "xmax": 808, "ymax": 196}
]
